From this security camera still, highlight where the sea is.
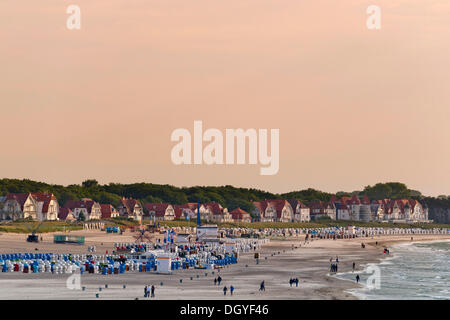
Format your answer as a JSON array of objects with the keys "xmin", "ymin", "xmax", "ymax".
[{"xmin": 335, "ymin": 240, "xmax": 450, "ymax": 300}]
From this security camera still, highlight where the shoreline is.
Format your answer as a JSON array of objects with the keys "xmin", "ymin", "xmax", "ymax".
[{"xmin": 328, "ymin": 235, "xmax": 450, "ymax": 300}]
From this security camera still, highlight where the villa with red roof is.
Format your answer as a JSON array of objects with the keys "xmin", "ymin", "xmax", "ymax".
[
  {"xmin": 58, "ymin": 208, "xmax": 76, "ymax": 221},
  {"xmin": 309, "ymin": 201, "xmax": 336, "ymax": 220},
  {"xmin": 117, "ymin": 197, "xmax": 143, "ymax": 221},
  {"xmin": 64, "ymin": 198, "xmax": 102, "ymax": 220},
  {"xmin": 173, "ymin": 204, "xmax": 196, "ymax": 220},
  {"xmin": 288, "ymin": 199, "xmax": 311, "ymax": 222},
  {"xmin": 144, "ymin": 203, "xmax": 175, "ymax": 221},
  {"xmin": 230, "ymin": 208, "xmax": 252, "ymax": 223},
  {"xmin": 252, "ymin": 200, "xmax": 294, "ymax": 222},
  {"xmin": 1, "ymin": 192, "xmax": 59, "ymax": 221},
  {"xmin": 205, "ymin": 202, "xmax": 233, "ymax": 223},
  {"xmin": 251, "ymin": 200, "xmax": 277, "ymax": 222},
  {"xmin": 100, "ymin": 204, "xmax": 120, "ymax": 219}
]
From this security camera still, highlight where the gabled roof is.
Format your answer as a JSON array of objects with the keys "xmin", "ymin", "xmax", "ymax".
[
  {"xmin": 31, "ymin": 192, "xmax": 57, "ymax": 213},
  {"xmin": 119, "ymin": 197, "xmax": 141, "ymax": 214},
  {"xmin": 144, "ymin": 203, "xmax": 172, "ymax": 217},
  {"xmin": 287, "ymin": 199, "xmax": 300, "ymax": 212},
  {"xmin": 5, "ymin": 193, "xmax": 32, "ymax": 211},
  {"xmin": 252, "ymin": 200, "xmax": 269, "ymax": 213},
  {"xmin": 64, "ymin": 198, "xmax": 98, "ymax": 213},
  {"xmin": 58, "ymin": 208, "xmax": 74, "ymax": 220},
  {"xmin": 230, "ymin": 208, "xmax": 251, "ymax": 220},
  {"xmin": 205, "ymin": 202, "xmax": 225, "ymax": 215},
  {"xmin": 269, "ymin": 200, "xmax": 292, "ymax": 219},
  {"xmin": 174, "ymin": 207, "xmax": 183, "ymax": 219},
  {"xmin": 100, "ymin": 204, "xmax": 118, "ymax": 219},
  {"xmin": 361, "ymin": 195, "xmax": 370, "ymax": 205}
]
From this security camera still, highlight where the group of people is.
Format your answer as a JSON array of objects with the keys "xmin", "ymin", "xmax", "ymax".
[
  {"xmin": 213, "ymin": 276, "xmax": 236, "ymax": 296},
  {"xmin": 289, "ymin": 278, "xmax": 299, "ymax": 287},
  {"xmin": 330, "ymin": 263, "xmax": 339, "ymax": 273},
  {"xmin": 144, "ymin": 285, "xmax": 155, "ymax": 298},
  {"xmin": 329, "ymin": 256, "xmax": 339, "ymax": 273},
  {"xmin": 222, "ymin": 285, "xmax": 235, "ymax": 296}
]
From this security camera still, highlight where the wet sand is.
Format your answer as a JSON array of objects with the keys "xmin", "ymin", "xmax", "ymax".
[{"xmin": 0, "ymin": 231, "xmax": 449, "ymax": 300}]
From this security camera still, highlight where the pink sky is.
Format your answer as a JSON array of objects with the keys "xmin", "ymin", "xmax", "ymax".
[{"xmin": 1, "ymin": 1, "xmax": 449, "ymax": 196}]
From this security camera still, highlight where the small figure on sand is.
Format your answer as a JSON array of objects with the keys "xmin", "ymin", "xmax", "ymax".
[
  {"xmin": 151, "ymin": 285, "xmax": 155, "ymax": 298},
  {"xmin": 230, "ymin": 285, "xmax": 234, "ymax": 296},
  {"xmin": 217, "ymin": 276, "xmax": 222, "ymax": 286},
  {"xmin": 214, "ymin": 278, "xmax": 217, "ymax": 286},
  {"xmin": 352, "ymin": 262, "xmax": 356, "ymax": 272},
  {"xmin": 259, "ymin": 281, "xmax": 265, "ymax": 291},
  {"xmin": 356, "ymin": 275, "xmax": 360, "ymax": 283},
  {"xmin": 223, "ymin": 286, "xmax": 228, "ymax": 296},
  {"xmin": 144, "ymin": 285, "xmax": 148, "ymax": 298}
]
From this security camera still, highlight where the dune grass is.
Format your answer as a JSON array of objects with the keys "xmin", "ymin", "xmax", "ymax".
[{"xmin": 0, "ymin": 221, "xmax": 83, "ymax": 234}]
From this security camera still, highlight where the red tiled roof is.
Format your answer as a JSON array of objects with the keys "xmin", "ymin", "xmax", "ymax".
[
  {"xmin": 100, "ymin": 204, "xmax": 118, "ymax": 219},
  {"xmin": 58, "ymin": 208, "xmax": 73, "ymax": 220},
  {"xmin": 5, "ymin": 193, "xmax": 31, "ymax": 211},
  {"xmin": 119, "ymin": 198, "xmax": 141, "ymax": 215},
  {"xmin": 64, "ymin": 198, "xmax": 97, "ymax": 213},
  {"xmin": 268, "ymin": 200, "xmax": 291, "ymax": 219},
  {"xmin": 31, "ymin": 192, "xmax": 57, "ymax": 213},
  {"xmin": 174, "ymin": 207, "xmax": 183, "ymax": 218},
  {"xmin": 205, "ymin": 202, "xmax": 224, "ymax": 215},
  {"xmin": 230, "ymin": 208, "xmax": 251, "ymax": 220},
  {"xmin": 145, "ymin": 203, "xmax": 171, "ymax": 217}
]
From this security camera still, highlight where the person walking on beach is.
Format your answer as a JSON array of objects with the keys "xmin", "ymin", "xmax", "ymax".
[
  {"xmin": 259, "ymin": 281, "xmax": 265, "ymax": 291},
  {"xmin": 223, "ymin": 286, "xmax": 228, "ymax": 296},
  {"xmin": 151, "ymin": 285, "xmax": 155, "ymax": 298},
  {"xmin": 144, "ymin": 285, "xmax": 148, "ymax": 298},
  {"xmin": 352, "ymin": 262, "xmax": 356, "ymax": 272},
  {"xmin": 214, "ymin": 278, "xmax": 217, "ymax": 286},
  {"xmin": 230, "ymin": 285, "xmax": 234, "ymax": 296},
  {"xmin": 289, "ymin": 278, "xmax": 293, "ymax": 287},
  {"xmin": 295, "ymin": 278, "xmax": 299, "ymax": 287},
  {"xmin": 217, "ymin": 276, "xmax": 222, "ymax": 286},
  {"xmin": 356, "ymin": 275, "xmax": 360, "ymax": 283}
]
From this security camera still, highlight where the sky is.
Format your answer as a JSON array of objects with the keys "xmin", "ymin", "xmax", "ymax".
[{"xmin": 1, "ymin": 0, "xmax": 449, "ymax": 196}]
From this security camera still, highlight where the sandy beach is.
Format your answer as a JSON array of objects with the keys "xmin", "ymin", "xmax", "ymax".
[{"xmin": 0, "ymin": 230, "xmax": 449, "ymax": 300}]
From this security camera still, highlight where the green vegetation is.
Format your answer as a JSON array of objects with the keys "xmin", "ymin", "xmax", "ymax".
[
  {"xmin": 103, "ymin": 217, "xmax": 140, "ymax": 228},
  {"xmin": 1, "ymin": 179, "xmax": 450, "ymax": 223},
  {"xmin": 0, "ymin": 221, "xmax": 83, "ymax": 234}
]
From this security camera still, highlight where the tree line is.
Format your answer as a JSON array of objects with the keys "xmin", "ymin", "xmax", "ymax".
[{"xmin": 0, "ymin": 179, "xmax": 449, "ymax": 215}]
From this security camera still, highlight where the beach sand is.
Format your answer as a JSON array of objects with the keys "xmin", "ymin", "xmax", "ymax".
[{"xmin": 0, "ymin": 230, "xmax": 449, "ymax": 300}]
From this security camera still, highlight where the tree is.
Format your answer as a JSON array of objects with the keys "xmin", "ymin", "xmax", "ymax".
[
  {"xmin": 82, "ymin": 179, "xmax": 99, "ymax": 188},
  {"xmin": 78, "ymin": 212, "xmax": 86, "ymax": 222}
]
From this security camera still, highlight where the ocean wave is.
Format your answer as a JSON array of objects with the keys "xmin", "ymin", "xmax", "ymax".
[{"xmin": 341, "ymin": 240, "xmax": 450, "ymax": 300}]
